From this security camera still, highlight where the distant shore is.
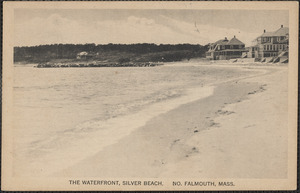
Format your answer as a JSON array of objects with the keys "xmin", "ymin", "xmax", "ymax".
[{"xmin": 14, "ymin": 43, "xmax": 207, "ymax": 66}]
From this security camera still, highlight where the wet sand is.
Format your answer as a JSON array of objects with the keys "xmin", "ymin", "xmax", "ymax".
[{"xmin": 59, "ymin": 63, "xmax": 288, "ymax": 178}]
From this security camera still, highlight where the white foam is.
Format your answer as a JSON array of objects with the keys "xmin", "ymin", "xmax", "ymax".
[{"xmin": 22, "ymin": 85, "xmax": 214, "ymax": 176}]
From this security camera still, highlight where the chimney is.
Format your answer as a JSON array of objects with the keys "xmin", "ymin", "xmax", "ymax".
[
  {"xmin": 264, "ymin": 29, "xmax": 266, "ymax": 33},
  {"xmin": 281, "ymin": 25, "xmax": 283, "ymax": 28},
  {"xmin": 234, "ymin": 35, "xmax": 236, "ymax": 38}
]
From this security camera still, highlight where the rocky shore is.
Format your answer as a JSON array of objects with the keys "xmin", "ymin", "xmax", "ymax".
[{"xmin": 36, "ymin": 62, "xmax": 164, "ymax": 68}]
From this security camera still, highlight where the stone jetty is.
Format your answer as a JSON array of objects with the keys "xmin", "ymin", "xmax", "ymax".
[{"xmin": 36, "ymin": 62, "xmax": 164, "ymax": 68}]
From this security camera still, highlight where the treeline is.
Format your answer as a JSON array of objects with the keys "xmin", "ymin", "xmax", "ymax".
[{"xmin": 14, "ymin": 43, "xmax": 209, "ymax": 63}]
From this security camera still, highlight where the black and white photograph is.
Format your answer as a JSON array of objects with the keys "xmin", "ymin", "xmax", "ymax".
[{"xmin": 2, "ymin": 1, "xmax": 298, "ymax": 191}]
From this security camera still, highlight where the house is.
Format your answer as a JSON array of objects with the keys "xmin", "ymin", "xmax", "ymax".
[
  {"xmin": 76, "ymin": 51, "xmax": 93, "ymax": 60},
  {"xmin": 247, "ymin": 25, "xmax": 289, "ymax": 60},
  {"xmin": 206, "ymin": 36, "xmax": 246, "ymax": 60}
]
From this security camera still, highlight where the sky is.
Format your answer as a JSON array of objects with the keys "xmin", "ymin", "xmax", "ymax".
[{"xmin": 14, "ymin": 9, "xmax": 289, "ymax": 47}]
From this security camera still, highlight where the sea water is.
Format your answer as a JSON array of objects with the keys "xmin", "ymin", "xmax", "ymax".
[{"xmin": 12, "ymin": 63, "xmax": 251, "ymax": 176}]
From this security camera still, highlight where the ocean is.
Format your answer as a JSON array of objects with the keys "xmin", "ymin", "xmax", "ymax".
[{"xmin": 13, "ymin": 62, "xmax": 253, "ymax": 176}]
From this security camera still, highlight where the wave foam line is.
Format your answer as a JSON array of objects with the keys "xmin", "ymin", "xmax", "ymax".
[{"xmin": 24, "ymin": 86, "xmax": 215, "ymax": 176}]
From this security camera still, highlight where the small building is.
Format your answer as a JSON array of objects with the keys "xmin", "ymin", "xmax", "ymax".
[
  {"xmin": 206, "ymin": 36, "xmax": 246, "ymax": 60},
  {"xmin": 247, "ymin": 25, "xmax": 289, "ymax": 60},
  {"xmin": 76, "ymin": 51, "xmax": 93, "ymax": 60}
]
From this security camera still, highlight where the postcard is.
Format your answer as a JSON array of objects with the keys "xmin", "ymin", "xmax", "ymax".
[{"xmin": 2, "ymin": 1, "xmax": 298, "ymax": 191}]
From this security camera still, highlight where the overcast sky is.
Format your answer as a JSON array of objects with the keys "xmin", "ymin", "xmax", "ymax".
[{"xmin": 14, "ymin": 9, "xmax": 289, "ymax": 47}]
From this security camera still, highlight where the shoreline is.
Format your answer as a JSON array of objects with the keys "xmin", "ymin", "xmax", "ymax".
[
  {"xmin": 160, "ymin": 65, "xmax": 288, "ymax": 178},
  {"xmin": 58, "ymin": 64, "xmax": 288, "ymax": 178},
  {"xmin": 19, "ymin": 85, "xmax": 215, "ymax": 176},
  {"xmin": 35, "ymin": 61, "xmax": 164, "ymax": 68},
  {"xmin": 12, "ymin": 62, "xmax": 261, "ymax": 177}
]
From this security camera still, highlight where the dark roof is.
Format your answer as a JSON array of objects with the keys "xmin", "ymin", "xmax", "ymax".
[
  {"xmin": 227, "ymin": 37, "xmax": 245, "ymax": 45},
  {"xmin": 211, "ymin": 36, "xmax": 244, "ymax": 46}
]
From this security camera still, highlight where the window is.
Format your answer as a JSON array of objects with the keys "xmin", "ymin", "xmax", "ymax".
[{"xmin": 264, "ymin": 45, "xmax": 266, "ymax": 50}]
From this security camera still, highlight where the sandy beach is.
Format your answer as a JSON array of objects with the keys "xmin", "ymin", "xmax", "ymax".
[{"xmin": 59, "ymin": 63, "xmax": 288, "ymax": 179}]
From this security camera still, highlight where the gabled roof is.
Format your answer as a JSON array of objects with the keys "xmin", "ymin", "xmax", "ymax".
[
  {"xmin": 261, "ymin": 32, "xmax": 275, "ymax": 37},
  {"xmin": 212, "ymin": 39, "xmax": 229, "ymax": 46},
  {"xmin": 274, "ymin": 27, "xmax": 289, "ymax": 36},
  {"xmin": 211, "ymin": 36, "xmax": 244, "ymax": 46},
  {"xmin": 260, "ymin": 27, "xmax": 289, "ymax": 37},
  {"xmin": 227, "ymin": 37, "xmax": 245, "ymax": 45}
]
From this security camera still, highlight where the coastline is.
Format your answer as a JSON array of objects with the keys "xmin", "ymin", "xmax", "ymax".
[{"xmin": 59, "ymin": 63, "xmax": 288, "ymax": 178}]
